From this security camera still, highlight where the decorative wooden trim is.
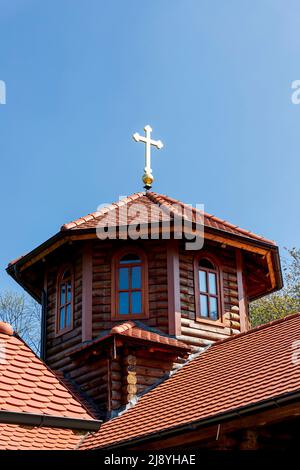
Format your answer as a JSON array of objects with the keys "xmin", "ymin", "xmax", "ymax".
[
  {"xmin": 194, "ymin": 251, "xmax": 224, "ymax": 324},
  {"xmin": 236, "ymin": 248, "xmax": 248, "ymax": 332},
  {"xmin": 167, "ymin": 240, "xmax": 181, "ymax": 336},
  {"xmin": 55, "ymin": 263, "xmax": 74, "ymax": 337},
  {"xmin": 82, "ymin": 241, "xmax": 93, "ymax": 342},
  {"xmin": 18, "ymin": 224, "xmax": 273, "ymax": 273},
  {"xmin": 111, "ymin": 246, "xmax": 149, "ymax": 320}
]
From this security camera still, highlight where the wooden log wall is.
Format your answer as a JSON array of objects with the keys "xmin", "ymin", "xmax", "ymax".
[
  {"xmin": 178, "ymin": 241, "xmax": 243, "ymax": 349},
  {"xmin": 45, "ymin": 245, "xmax": 83, "ymax": 373},
  {"xmin": 68, "ymin": 356, "xmax": 109, "ymax": 413},
  {"xmin": 92, "ymin": 240, "xmax": 169, "ymax": 337},
  {"xmin": 109, "ymin": 347, "xmax": 178, "ymax": 412},
  {"xmin": 44, "ymin": 237, "xmax": 247, "ymax": 416},
  {"xmin": 45, "ymin": 239, "xmax": 170, "ymax": 414}
]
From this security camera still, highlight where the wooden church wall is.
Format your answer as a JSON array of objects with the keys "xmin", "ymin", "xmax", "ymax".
[
  {"xmin": 110, "ymin": 348, "xmax": 178, "ymax": 411},
  {"xmin": 91, "ymin": 239, "xmax": 169, "ymax": 338},
  {"xmin": 69, "ymin": 356, "xmax": 109, "ymax": 412},
  {"xmin": 178, "ymin": 242, "xmax": 242, "ymax": 349},
  {"xmin": 45, "ymin": 247, "xmax": 83, "ymax": 373},
  {"xmin": 44, "ymin": 237, "xmax": 246, "ymax": 414},
  {"xmin": 44, "ymin": 239, "xmax": 171, "ymax": 413}
]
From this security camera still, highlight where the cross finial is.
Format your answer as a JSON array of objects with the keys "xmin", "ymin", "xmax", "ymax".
[{"xmin": 133, "ymin": 124, "xmax": 163, "ymax": 190}]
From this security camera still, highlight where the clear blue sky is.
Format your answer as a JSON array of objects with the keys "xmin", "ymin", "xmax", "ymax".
[{"xmin": 0, "ymin": 0, "xmax": 299, "ymax": 292}]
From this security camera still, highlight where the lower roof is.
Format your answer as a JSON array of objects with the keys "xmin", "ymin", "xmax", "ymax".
[
  {"xmin": 79, "ymin": 312, "xmax": 300, "ymax": 450},
  {"xmin": 0, "ymin": 424, "xmax": 85, "ymax": 450},
  {"xmin": 70, "ymin": 321, "xmax": 190, "ymax": 357},
  {"xmin": 0, "ymin": 323, "xmax": 99, "ymax": 427}
]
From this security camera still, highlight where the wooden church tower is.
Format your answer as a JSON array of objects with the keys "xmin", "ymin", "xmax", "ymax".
[{"xmin": 7, "ymin": 126, "xmax": 282, "ymax": 419}]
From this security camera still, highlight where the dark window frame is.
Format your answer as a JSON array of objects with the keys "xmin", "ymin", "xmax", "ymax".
[
  {"xmin": 194, "ymin": 253, "xmax": 224, "ymax": 324},
  {"xmin": 55, "ymin": 264, "xmax": 74, "ymax": 336}
]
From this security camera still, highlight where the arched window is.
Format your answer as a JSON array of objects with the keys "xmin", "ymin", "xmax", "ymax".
[
  {"xmin": 56, "ymin": 266, "xmax": 74, "ymax": 334},
  {"xmin": 195, "ymin": 256, "xmax": 222, "ymax": 321},
  {"xmin": 112, "ymin": 249, "xmax": 148, "ymax": 319}
]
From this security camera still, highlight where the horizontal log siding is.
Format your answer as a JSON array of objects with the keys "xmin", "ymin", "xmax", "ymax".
[
  {"xmin": 44, "ymin": 240, "xmax": 170, "ymax": 414},
  {"xmin": 68, "ymin": 356, "xmax": 109, "ymax": 413},
  {"xmin": 46, "ymin": 247, "xmax": 83, "ymax": 374},
  {"xmin": 178, "ymin": 242, "xmax": 241, "ymax": 348},
  {"xmin": 92, "ymin": 240, "xmax": 169, "ymax": 338},
  {"xmin": 110, "ymin": 348, "xmax": 178, "ymax": 411}
]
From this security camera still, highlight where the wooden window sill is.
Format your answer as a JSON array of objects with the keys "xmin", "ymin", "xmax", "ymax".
[
  {"xmin": 195, "ymin": 316, "xmax": 226, "ymax": 327},
  {"xmin": 55, "ymin": 327, "xmax": 73, "ymax": 338},
  {"xmin": 111, "ymin": 314, "xmax": 149, "ymax": 321}
]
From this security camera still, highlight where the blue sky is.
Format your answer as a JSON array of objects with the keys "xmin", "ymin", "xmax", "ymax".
[{"xmin": 0, "ymin": 0, "xmax": 299, "ymax": 292}]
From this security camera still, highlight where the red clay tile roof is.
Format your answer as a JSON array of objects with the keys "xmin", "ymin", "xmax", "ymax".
[
  {"xmin": 80, "ymin": 313, "xmax": 300, "ymax": 449},
  {"xmin": 7, "ymin": 191, "xmax": 276, "ymax": 274},
  {"xmin": 0, "ymin": 330, "xmax": 95, "ymax": 420},
  {"xmin": 0, "ymin": 424, "xmax": 85, "ymax": 450},
  {"xmin": 61, "ymin": 191, "xmax": 275, "ymax": 245},
  {"xmin": 71, "ymin": 321, "xmax": 190, "ymax": 356}
]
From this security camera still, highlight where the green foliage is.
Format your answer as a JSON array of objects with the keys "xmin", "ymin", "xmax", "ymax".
[{"xmin": 250, "ymin": 248, "xmax": 300, "ymax": 327}]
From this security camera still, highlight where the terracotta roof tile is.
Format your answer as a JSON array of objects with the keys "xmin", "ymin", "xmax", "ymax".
[
  {"xmin": 59, "ymin": 192, "xmax": 275, "ymax": 245},
  {"xmin": 80, "ymin": 313, "xmax": 300, "ymax": 449},
  {"xmin": 0, "ymin": 424, "xmax": 85, "ymax": 450},
  {"xmin": 0, "ymin": 328, "xmax": 100, "ymax": 450},
  {"xmin": 71, "ymin": 321, "xmax": 190, "ymax": 356},
  {"xmin": 0, "ymin": 331, "xmax": 95, "ymax": 421}
]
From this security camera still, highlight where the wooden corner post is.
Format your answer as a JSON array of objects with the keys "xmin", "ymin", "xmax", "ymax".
[
  {"xmin": 82, "ymin": 241, "xmax": 93, "ymax": 342},
  {"xmin": 236, "ymin": 248, "xmax": 249, "ymax": 333},
  {"xmin": 167, "ymin": 240, "xmax": 181, "ymax": 337}
]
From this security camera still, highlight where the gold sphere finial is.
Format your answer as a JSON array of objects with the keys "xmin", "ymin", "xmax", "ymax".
[{"xmin": 142, "ymin": 171, "xmax": 154, "ymax": 190}]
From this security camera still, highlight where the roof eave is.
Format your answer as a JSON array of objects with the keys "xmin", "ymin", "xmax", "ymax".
[
  {"xmin": 6, "ymin": 224, "xmax": 282, "ymax": 298},
  {"xmin": 70, "ymin": 332, "xmax": 190, "ymax": 358},
  {"xmin": 93, "ymin": 387, "xmax": 300, "ymax": 450},
  {"xmin": 0, "ymin": 410, "xmax": 102, "ymax": 432}
]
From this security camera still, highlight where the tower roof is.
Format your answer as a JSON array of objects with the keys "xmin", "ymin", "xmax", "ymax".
[
  {"xmin": 61, "ymin": 191, "xmax": 275, "ymax": 245},
  {"xmin": 6, "ymin": 191, "xmax": 282, "ymax": 302}
]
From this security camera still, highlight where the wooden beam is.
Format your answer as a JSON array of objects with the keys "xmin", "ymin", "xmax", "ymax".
[
  {"xmin": 82, "ymin": 241, "xmax": 93, "ymax": 342},
  {"xmin": 266, "ymin": 251, "xmax": 276, "ymax": 289},
  {"xmin": 19, "ymin": 238, "xmax": 67, "ymax": 272},
  {"xmin": 17, "ymin": 222, "xmax": 274, "ymax": 274},
  {"xmin": 236, "ymin": 249, "xmax": 248, "ymax": 333},
  {"xmin": 40, "ymin": 269, "xmax": 48, "ymax": 361},
  {"xmin": 167, "ymin": 240, "xmax": 181, "ymax": 337}
]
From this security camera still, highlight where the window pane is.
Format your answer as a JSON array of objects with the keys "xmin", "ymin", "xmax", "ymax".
[
  {"xmin": 199, "ymin": 270, "xmax": 207, "ymax": 292},
  {"xmin": 119, "ymin": 268, "xmax": 129, "ymax": 290},
  {"xmin": 120, "ymin": 254, "xmax": 141, "ymax": 264},
  {"xmin": 210, "ymin": 297, "xmax": 218, "ymax": 320},
  {"xmin": 131, "ymin": 266, "xmax": 141, "ymax": 289},
  {"xmin": 200, "ymin": 295, "xmax": 208, "ymax": 317},
  {"xmin": 131, "ymin": 291, "xmax": 142, "ymax": 314},
  {"xmin": 208, "ymin": 273, "xmax": 217, "ymax": 295},
  {"xmin": 67, "ymin": 281, "xmax": 72, "ymax": 302},
  {"xmin": 60, "ymin": 284, "xmax": 66, "ymax": 305},
  {"xmin": 66, "ymin": 304, "xmax": 72, "ymax": 327},
  {"xmin": 119, "ymin": 292, "xmax": 129, "ymax": 314},
  {"xmin": 59, "ymin": 307, "xmax": 65, "ymax": 330}
]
